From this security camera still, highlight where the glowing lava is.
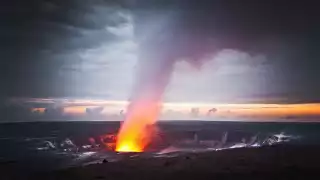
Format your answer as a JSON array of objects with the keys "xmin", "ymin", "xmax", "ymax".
[
  {"xmin": 116, "ymin": 143, "xmax": 142, "ymax": 152},
  {"xmin": 116, "ymin": 97, "xmax": 161, "ymax": 152}
]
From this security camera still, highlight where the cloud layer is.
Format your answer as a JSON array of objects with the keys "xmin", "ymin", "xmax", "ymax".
[{"xmin": 2, "ymin": 0, "xmax": 319, "ymax": 103}]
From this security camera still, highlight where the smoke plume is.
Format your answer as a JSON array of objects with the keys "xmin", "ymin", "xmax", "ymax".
[{"xmin": 115, "ymin": 0, "xmax": 317, "ymax": 151}]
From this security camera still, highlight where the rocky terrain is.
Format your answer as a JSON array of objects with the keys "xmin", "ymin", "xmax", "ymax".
[{"xmin": 3, "ymin": 144, "xmax": 320, "ymax": 180}]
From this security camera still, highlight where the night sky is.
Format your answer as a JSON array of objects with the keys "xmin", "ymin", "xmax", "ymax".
[{"xmin": 1, "ymin": 0, "xmax": 320, "ymax": 103}]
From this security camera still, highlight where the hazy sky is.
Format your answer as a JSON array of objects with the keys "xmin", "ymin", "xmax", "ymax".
[{"xmin": 1, "ymin": 0, "xmax": 319, "ymax": 103}]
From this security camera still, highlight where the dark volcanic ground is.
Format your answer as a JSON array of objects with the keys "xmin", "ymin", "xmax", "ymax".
[
  {"xmin": 1, "ymin": 121, "xmax": 320, "ymax": 179},
  {"xmin": 4, "ymin": 145, "xmax": 320, "ymax": 180}
]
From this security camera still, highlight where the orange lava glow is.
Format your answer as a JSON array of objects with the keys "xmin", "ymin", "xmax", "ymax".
[{"xmin": 116, "ymin": 98, "xmax": 161, "ymax": 152}]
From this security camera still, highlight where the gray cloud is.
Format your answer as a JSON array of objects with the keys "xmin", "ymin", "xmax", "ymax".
[
  {"xmin": 164, "ymin": 50, "xmax": 282, "ymax": 103},
  {"xmin": 56, "ymin": 11, "xmax": 137, "ymax": 99},
  {"xmin": 2, "ymin": 0, "xmax": 320, "ymax": 103}
]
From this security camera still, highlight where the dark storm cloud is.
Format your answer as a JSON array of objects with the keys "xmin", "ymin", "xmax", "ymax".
[
  {"xmin": 1, "ymin": 0, "xmax": 320, "ymax": 102},
  {"xmin": 1, "ymin": 0, "xmax": 125, "ymax": 53},
  {"xmin": 132, "ymin": 0, "xmax": 318, "ymax": 57},
  {"xmin": 129, "ymin": 0, "xmax": 320, "ymax": 103},
  {"xmin": 1, "ymin": 0, "xmax": 127, "ymax": 97}
]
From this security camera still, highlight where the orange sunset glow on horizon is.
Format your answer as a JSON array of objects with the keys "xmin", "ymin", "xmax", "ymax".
[{"xmin": 29, "ymin": 100, "xmax": 320, "ymax": 120}]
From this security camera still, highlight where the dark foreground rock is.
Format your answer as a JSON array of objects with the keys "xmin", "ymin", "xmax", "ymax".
[{"xmin": 3, "ymin": 145, "xmax": 320, "ymax": 179}]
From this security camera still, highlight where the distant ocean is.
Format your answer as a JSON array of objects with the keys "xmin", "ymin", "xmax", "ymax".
[{"xmin": 1, "ymin": 120, "xmax": 320, "ymax": 172}]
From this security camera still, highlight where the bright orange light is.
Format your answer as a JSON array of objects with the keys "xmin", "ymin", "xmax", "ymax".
[
  {"xmin": 116, "ymin": 142, "xmax": 142, "ymax": 152},
  {"xmin": 116, "ymin": 98, "xmax": 160, "ymax": 152}
]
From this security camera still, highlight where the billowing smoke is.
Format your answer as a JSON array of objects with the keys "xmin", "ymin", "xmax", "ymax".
[
  {"xmin": 116, "ymin": 1, "xmax": 253, "ymax": 152},
  {"xmin": 116, "ymin": 4, "xmax": 221, "ymax": 151},
  {"xmin": 116, "ymin": 0, "xmax": 309, "ymax": 151}
]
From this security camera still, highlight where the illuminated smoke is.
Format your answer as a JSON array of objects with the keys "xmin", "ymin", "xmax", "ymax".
[
  {"xmin": 116, "ymin": 51, "xmax": 175, "ymax": 152},
  {"xmin": 115, "ymin": 1, "xmax": 271, "ymax": 152},
  {"xmin": 115, "ymin": 5, "xmax": 216, "ymax": 152},
  {"xmin": 115, "ymin": 6, "xmax": 179, "ymax": 152}
]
